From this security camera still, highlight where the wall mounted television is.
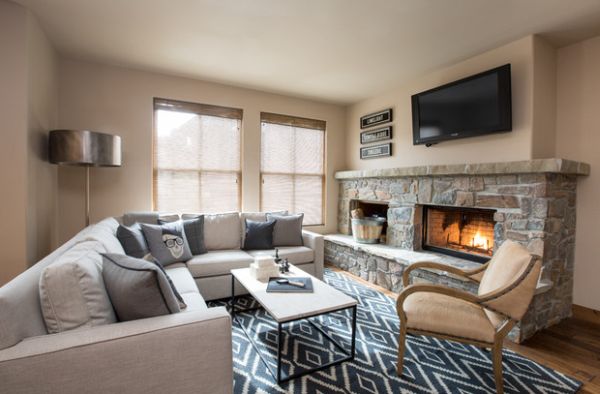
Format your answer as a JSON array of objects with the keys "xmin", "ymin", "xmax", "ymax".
[{"xmin": 411, "ymin": 64, "xmax": 512, "ymax": 146}]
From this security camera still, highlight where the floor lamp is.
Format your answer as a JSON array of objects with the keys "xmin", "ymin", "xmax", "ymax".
[{"xmin": 49, "ymin": 130, "xmax": 122, "ymax": 227}]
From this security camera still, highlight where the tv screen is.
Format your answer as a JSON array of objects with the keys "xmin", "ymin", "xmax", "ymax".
[{"xmin": 412, "ymin": 64, "xmax": 512, "ymax": 146}]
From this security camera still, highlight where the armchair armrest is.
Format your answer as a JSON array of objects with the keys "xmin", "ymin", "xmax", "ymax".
[
  {"xmin": 302, "ymin": 230, "xmax": 324, "ymax": 279},
  {"xmin": 0, "ymin": 307, "xmax": 232, "ymax": 394},
  {"xmin": 402, "ymin": 261, "xmax": 488, "ymax": 287}
]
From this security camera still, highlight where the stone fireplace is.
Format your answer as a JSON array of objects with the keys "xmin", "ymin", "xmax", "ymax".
[{"xmin": 325, "ymin": 158, "xmax": 590, "ymax": 342}]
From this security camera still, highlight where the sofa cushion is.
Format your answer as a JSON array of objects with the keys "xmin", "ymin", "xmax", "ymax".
[
  {"xmin": 243, "ymin": 219, "xmax": 275, "ymax": 250},
  {"xmin": 116, "ymin": 223, "xmax": 150, "ymax": 259},
  {"xmin": 267, "ymin": 213, "xmax": 304, "ymax": 247},
  {"xmin": 165, "ymin": 263, "xmax": 201, "ymax": 296},
  {"xmin": 39, "ymin": 240, "xmax": 117, "ymax": 334},
  {"xmin": 102, "ymin": 254, "xmax": 181, "ymax": 321},
  {"xmin": 122, "ymin": 212, "xmax": 180, "ymax": 226},
  {"xmin": 141, "ymin": 222, "xmax": 193, "ymax": 266},
  {"xmin": 181, "ymin": 292, "xmax": 209, "ymax": 312},
  {"xmin": 187, "ymin": 250, "xmax": 254, "ymax": 277},
  {"xmin": 84, "ymin": 217, "xmax": 125, "ymax": 254},
  {"xmin": 247, "ymin": 246, "xmax": 314, "ymax": 265},
  {"xmin": 203, "ymin": 212, "xmax": 241, "ymax": 250}
]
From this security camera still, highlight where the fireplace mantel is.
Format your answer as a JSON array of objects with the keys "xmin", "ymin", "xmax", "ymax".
[{"xmin": 335, "ymin": 158, "xmax": 590, "ymax": 180}]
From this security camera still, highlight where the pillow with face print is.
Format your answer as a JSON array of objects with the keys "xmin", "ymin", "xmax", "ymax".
[{"xmin": 140, "ymin": 221, "xmax": 193, "ymax": 266}]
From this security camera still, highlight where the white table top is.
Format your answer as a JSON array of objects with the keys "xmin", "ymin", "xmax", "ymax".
[{"xmin": 231, "ymin": 265, "xmax": 358, "ymax": 323}]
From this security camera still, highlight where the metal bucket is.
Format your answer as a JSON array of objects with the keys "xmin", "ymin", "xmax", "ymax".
[{"xmin": 351, "ymin": 217, "xmax": 386, "ymax": 244}]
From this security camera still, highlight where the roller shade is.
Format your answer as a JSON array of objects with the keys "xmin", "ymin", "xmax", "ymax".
[
  {"xmin": 153, "ymin": 99, "xmax": 241, "ymax": 213},
  {"xmin": 260, "ymin": 115, "xmax": 325, "ymax": 226}
]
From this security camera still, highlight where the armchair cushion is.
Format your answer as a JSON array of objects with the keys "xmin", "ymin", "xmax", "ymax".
[
  {"xmin": 478, "ymin": 240, "xmax": 541, "ymax": 326},
  {"xmin": 403, "ymin": 292, "xmax": 496, "ymax": 343}
]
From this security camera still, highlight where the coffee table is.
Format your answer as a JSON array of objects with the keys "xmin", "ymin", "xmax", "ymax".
[{"xmin": 230, "ymin": 265, "xmax": 358, "ymax": 384}]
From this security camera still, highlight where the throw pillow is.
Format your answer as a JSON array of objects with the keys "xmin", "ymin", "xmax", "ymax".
[
  {"xmin": 267, "ymin": 213, "xmax": 304, "ymax": 247},
  {"xmin": 240, "ymin": 211, "xmax": 287, "ymax": 245},
  {"xmin": 39, "ymin": 241, "xmax": 117, "ymax": 334},
  {"xmin": 159, "ymin": 216, "xmax": 206, "ymax": 256},
  {"xmin": 140, "ymin": 221, "xmax": 192, "ymax": 266},
  {"xmin": 149, "ymin": 259, "xmax": 187, "ymax": 310},
  {"xmin": 102, "ymin": 254, "xmax": 181, "ymax": 321},
  {"xmin": 243, "ymin": 219, "xmax": 276, "ymax": 250},
  {"xmin": 116, "ymin": 223, "xmax": 150, "ymax": 259}
]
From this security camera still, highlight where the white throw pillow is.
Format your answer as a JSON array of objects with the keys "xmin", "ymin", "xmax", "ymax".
[
  {"xmin": 39, "ymin": 240, "xmax": 116, "ymax": 334},
  {"xmin": 203, "ymin": 212, "xmax": 241, "ymax": 250}
]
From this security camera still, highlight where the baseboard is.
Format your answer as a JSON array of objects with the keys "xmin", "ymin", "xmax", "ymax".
[{"xmin": 572, "ymin": 304, "xmax": 600, "ymax": 326}]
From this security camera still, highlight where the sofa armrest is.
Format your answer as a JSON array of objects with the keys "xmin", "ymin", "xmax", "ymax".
[
  {"xmin": 0, "ymin": 307, "xmax": 232, "ymax": 394},
  {"xmin": 303, "ymin": 230, "xmax": 324, "ymax": 279}
]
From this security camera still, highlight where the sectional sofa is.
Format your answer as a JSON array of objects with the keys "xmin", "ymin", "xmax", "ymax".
[{"xmin": 0, "ymin": 212, "xmax": 325, "ymax": 394}]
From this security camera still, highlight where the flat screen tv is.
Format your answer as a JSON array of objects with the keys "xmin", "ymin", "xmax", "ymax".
[{"xmin": 411, "ymin": 64, "xmax": 512, "ymax": 146}]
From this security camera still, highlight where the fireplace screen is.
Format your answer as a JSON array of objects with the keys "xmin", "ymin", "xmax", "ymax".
[{"xmin": 423, "ymin": 205, "xmax": 495, "ymax": 262}]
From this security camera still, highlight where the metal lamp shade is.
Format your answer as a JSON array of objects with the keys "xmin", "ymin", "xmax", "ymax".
[{"xmin": 49, "ymin": 130, "xmax": 121, "ymax": 167}]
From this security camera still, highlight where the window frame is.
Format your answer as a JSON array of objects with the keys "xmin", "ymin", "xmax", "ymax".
[
  {"xmin": 259, "ymin": 112, "xmax": 327, "ymax": 227},
  {"xmin": 152, "ymin": 97, "xmax": 243, "ymax": 213}
]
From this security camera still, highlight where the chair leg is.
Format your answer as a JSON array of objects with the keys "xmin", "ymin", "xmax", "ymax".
[
  {"xmin": 492, "ymin": 341, "xmax": 504, "ymax": 394},
  {"xmin": 397, "ymin": 325, "xmax": 407, "ymax": 376}
]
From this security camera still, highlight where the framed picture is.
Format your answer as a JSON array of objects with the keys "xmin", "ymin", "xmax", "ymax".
[
  {"xmin": 360, "ymin": 143, "xmax": 392, "ymax": 159},
  {"xmin": 360, "ymin": 108, "xmax": 392, "ymax": 129},
  {"xmin": 361, "ymin": 126, "xmax": 392, "ymax": 144}
]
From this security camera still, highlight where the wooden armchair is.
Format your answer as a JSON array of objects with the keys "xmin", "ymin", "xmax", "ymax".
[{"xmin": 396, "ymin": 240, "xmax": 542, "ymax": 394}]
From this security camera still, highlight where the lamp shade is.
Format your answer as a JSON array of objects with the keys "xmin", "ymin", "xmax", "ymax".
[{"xmin": 49, "ymin": 129, "xmax": 121, "ymax": 167}]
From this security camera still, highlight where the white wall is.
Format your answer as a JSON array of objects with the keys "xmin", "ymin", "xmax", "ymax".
[
  {"xmin": 57, "ymin": 59, "xmax": 346, "ymax": 244},
  {"xmin": 555, "ymin": 35, "xmax": 600, "ymax": 311}
]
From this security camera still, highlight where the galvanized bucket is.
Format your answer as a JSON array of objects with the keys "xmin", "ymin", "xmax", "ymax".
[{"xmin": 351, "ymin": 217, "xmax": 386, "ymax": 244}]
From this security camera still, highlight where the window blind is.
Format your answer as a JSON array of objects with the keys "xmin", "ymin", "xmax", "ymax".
[
  {"xmin": 260, "ymin": 113, "xmax": 325, "ymax": 226},
  {"xmin": 153, "ymin": 98, "xmax": 242, "ymax": 213}
]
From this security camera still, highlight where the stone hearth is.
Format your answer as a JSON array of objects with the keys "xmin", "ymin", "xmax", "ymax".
[{"xmin": 326, "ymin": 158, "xmax": 589, "ymax": 342}]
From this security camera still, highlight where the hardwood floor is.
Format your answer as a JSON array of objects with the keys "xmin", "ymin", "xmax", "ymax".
[{"xmin": 327, "ymin": 264, "xmax": 600, "ymax": 393}]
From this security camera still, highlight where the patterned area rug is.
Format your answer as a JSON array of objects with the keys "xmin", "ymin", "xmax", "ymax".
[{"xmin": 210, "ymin": 269, "xmax": 581, "ymax": 394}]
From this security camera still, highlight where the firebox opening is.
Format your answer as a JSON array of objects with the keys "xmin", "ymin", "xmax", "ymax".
[
  {"xmin": 349, "ymin": 200, "xmax": 389, "ymax": 243},
  {"xmin": 422, "ymin": 205, "xmax": 495, "ymax": 263}
]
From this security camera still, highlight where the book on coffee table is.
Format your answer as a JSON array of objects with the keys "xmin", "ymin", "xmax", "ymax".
[{"xmin": 266, "ymin": 277, "xmax": 313, "ymax": 293}]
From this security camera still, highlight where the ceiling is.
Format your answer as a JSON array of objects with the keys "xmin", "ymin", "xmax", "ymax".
[{"xmin": 15, "ymin": 0, "xmax": 600, "ymax": 104}]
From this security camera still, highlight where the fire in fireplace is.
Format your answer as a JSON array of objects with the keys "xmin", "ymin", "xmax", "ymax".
[{"xmin": 422, "ymin": 205, "xmax": 495, "ymax": 263}]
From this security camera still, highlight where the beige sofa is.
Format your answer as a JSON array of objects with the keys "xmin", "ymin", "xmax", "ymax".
[{"xmin": 0, "ymin": 212, "xmax": 324, "ymax": 394}]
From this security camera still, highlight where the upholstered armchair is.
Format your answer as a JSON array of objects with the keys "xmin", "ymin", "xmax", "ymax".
[{"xmin": 396, "ymin": 240, "xmax": 542, "ymax": 394}]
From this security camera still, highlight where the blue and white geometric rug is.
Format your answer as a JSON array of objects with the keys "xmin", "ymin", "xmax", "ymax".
[{"xmin": 210, "ymin": 269, "xmax": 581, "ymax": 393}]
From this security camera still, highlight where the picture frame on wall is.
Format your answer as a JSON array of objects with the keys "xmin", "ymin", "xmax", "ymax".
[
  {"xmin": 360, "ymin": 143, "xmax": 392, "ymax": 159},
  {"xmin": 360, "ymin": 108, "xmax": 392, "ymax": 129},
  {"xmin": 360, "ymin": 126, "xmax": 392, "ymax": 144}
]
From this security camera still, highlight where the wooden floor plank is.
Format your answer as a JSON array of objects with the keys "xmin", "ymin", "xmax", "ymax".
[{"xmin": 326, "ymin": 263, "xmax": 600, "ymax": 393}]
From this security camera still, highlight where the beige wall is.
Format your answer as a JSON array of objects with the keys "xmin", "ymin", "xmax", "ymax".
[
  {"xmin": 57, "ymin": 59, "xmax": 346, "ymax": 244},
  {"xmin": 0, "ymin": 1, "xmax": 29, "ymax": 284},
  {"xmin": 345, "ymin": 35, "xmax": 560, "ymax": 170},
  {"xmin": 531, "ymin": 37, "xmax": 557, "ymax": 159},
  {"xmin": 556, "ymin": 35, "xmax": 600, "ymax": 311},
  {"xmin": 26, "ymin": 11, "xmax": 59, "ymax": 264},
  {"xmin": 0, "ymin": 0, "xmax": 58, "ymax": 285}
]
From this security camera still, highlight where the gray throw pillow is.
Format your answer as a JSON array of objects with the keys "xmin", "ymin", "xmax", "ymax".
[
  {"xmin": 116, "ymin": 223, "xmax": 150, "ymax": 259},
  {"xmin": 141, "ymin": 222, "xmax": 192, "ymax": 266},
  {"xmin": 102, "ymin": 254, "xmax": 181, "ymax": 321},
  {"xmin": 159, "ymin": 216, "xmax": 206, "ymax": 256},
  {"xmin": 243, "ymin": 219, "xmax": 276, "ymax": 250},
  {"xmin": 266, "ymin": 213, "xmax": 304, "ymax": 247}
]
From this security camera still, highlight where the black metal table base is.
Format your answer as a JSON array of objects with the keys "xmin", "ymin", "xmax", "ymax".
[{"xmin": 230, "ymin": 274, "xmax": 357, "ymax": 384}]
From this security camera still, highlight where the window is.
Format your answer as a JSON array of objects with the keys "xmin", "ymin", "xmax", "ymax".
[
  {"xmin": 153, "ymin": 98, "xmax": 242, "ymax": 213},
  {"xmin": 260, "ymin": 112, "xmax": 326, "ymax": 226}
]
